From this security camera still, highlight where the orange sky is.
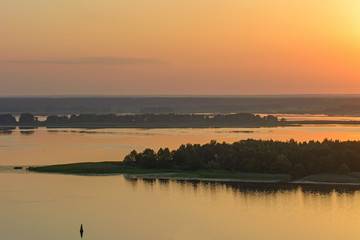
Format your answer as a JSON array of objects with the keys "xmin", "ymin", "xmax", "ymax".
[{"xmin": 0, "ymin": 0, "xmax": 359, "ymax": 95}]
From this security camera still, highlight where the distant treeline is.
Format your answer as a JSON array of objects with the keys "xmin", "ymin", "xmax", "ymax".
[
  {"xmin": 0, "ymin": 113, "xmax": 35, "ymax": 125},
  {"xmin": 0, "ymin": 113, "xmax": 280, "ymax": 126},
  {"xmin": 45, "ymin": 113, "xmax": 278, "ymax": 125},
  {"xmin": 123, "ymin": 139, "xmax": 360, "ymax": 177}
]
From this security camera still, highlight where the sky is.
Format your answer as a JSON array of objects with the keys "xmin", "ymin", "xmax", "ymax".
[{"xmin": 1, "ymin": 0, "xmax": 360, "ymax": 95}]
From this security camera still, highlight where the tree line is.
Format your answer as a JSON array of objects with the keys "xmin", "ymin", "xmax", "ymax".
[
  {"xmin": 0, "ymin": 113, "xmax": 35, "ymax": 125},
  {"xmin": 45, "ymin": 113, "xmax": 278, "ymax": 124},
  {"xmin": 123, "ymin": 139, "xmax": 360, "ymax": 177},
  {"xmin": 0, "ymin": 113, "xmax": 280, "ymax": 126}
]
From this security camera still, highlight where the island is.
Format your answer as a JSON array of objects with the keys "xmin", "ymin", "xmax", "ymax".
[{"xmin": 28, "ymin": 139, "xmax": 360, "ymax": 184}]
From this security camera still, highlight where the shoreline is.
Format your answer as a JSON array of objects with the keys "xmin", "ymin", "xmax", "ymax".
[
  {"xmin": 3, "ymin": 120, "xmax": 360, "ymax": 130},
  {"xmin": 25, "ymin": 163, "xmax": 360, "ymax": 186}
]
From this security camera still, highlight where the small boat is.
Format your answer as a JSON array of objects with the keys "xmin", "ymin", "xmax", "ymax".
[{"xmin": 80, "ymin": 224, "xmax": 84, "ymax": 238}]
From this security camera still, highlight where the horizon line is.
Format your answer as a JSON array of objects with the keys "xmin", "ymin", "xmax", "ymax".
[{"xmin": 1, "ymin": 94, "xmax": 360, "ymax": 98}]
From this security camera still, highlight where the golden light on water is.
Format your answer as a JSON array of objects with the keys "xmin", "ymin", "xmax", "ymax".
[
  {"xmin": 1, "ymin": 172, "xmax": 360, "ymax": 240},
  {"xmin": 2, "ymin": 125, "xmax": 360, "ymax": 165}
]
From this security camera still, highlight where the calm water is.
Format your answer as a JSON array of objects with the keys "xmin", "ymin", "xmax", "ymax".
[
  {"xmin": 2, "ymin": 124, "xmax": 360, "ymax": 239},
  {"xmin": 1, "ymin": 125, "xmax": 360, "ymax": 166},
  {"xmin": 1, "ymin": 173, "xmax": 360, "ymax": 240}
]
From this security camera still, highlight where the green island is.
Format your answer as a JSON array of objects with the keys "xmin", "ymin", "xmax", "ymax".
[{"xmin": 28, "ymin": 139, "xmax": 360, "ymax": 185}]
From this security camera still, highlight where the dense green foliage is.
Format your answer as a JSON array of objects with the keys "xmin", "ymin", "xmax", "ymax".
[{"xmin": 123, "ymin": 139, "xmax": 360, "ymax": 177}]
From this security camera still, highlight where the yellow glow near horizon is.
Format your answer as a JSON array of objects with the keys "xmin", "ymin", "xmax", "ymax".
[{"xmin": 0, "ymin": 0, "xmax": 359, "ymax": 95}]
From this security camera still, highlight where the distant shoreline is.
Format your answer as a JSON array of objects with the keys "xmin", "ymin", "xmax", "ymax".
[
  {"xmin": 3, "ymin": 120, "xmax": 360, "ymax": 129},
  {"xmin": 4, "ymin": 111, "xmax": 360, "ymax": 129}
]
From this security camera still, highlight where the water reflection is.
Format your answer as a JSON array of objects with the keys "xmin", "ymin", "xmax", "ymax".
[
  {"xmin": 19, "ymin": 130, "xmax": 35, "ymax": 135},
  {"xmin": 158, "ymin": 178, "xmax": 170, "ymax": 184},
  {"xmin": 142, "ymin": 178, "xmax": 156, "ymax": 185},
  {"xmin": 19, "ymin": 127, "xmax": 36, "ymax": 135},
  {"xmin": 2, "ymin": 173, "xmax": 360, "ymax": 240},
  {"xmin": 125, "ymin": 176, "xmax": 139, "ymax": 184},
  {"xmin": 2, "ymin": 125, "xmax": 360, "ymax": 166},
  {"xmin": 216, "ymin": 130, "xmax": 256, "ymax": 134},
  {"xmin": 124, "ymin": 177, "xmax": 360, "ymax": 196},
  {"xmin": 0, "ymin": 127, "xmax": 16, "ymax": 135},
  {"xmin": 46, "ymin": 128, "xmax": 159, "ymax": 136}
]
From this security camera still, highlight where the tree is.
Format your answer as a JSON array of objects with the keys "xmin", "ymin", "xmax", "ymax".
[
  {"xmin": 290, "ymin": 163, "xmax": 307, "ymax": 178},
  {"xmin": 123, "ymin": 150, "xmax": 138, "ymax": 166},
  {"xmin": 338, "ymin": 163, "xmax": 350, "ymax": 175},
  {"xmin": 122, "ymin": 139, "xmax": 360, "ymax": 176},
  {"xmin": 0, "ymin": 114, "xmax": 16, "ymax": 125},
  {"xmin": 271, "ymin": 154, "xmax": 291, "ymax": 173},
  {"xmin": 139, "ymin": 149, "xmax": 157, "ymax": 169},
  {"xmin": 157, "ymin": 148, "xmax": 172, "ymax": 168},
  {"xmin": 19, "ymin": 113, "xmax": 35, "ymax": 125}
]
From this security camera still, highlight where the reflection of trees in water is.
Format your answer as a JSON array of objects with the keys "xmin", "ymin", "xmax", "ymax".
[
  {"xmin": 177, "ymin": 179, "xmax": 201, "ymax": 190},
  {"xmin": 124, "ymin": 176, "xmax": 138, "ymax": 188},
  {"xmin": 142, "ymin": 178, "xmax": 156, "ymax": 185},
  {"xmin": 158, "ymin": 178, "xmax": 170, "ymax": 185},
  {"xmin": 19, "ymin": 126, "xmax": 36, "ymax": 135},
  {"xmin": 47, "ymin": 129, "xmax": 70, "ymax": 134},
  {"xmin": 0, "ymin": 127, "xmax": 16, "ymax": 135},
  {"xmin": 124, "ymin": 177, "xmax": 359, "ymax": 196},
  {"xmin": 20, "ymin": 130, "xmax": 35, "ymax": 135},
  {"xmin": 158, "ymin": 178, "xmax": 170, "ymax": 191},
  {"xmin": 0, "ymin": 126, "xmax": 37, "ymax": 135},
  {"xmin": 210, "ymin": 182, "xmax": 358, "ymax": 196}
]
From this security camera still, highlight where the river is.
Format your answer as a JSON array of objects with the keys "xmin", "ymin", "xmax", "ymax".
[{"xmin": 1, "ymin": 124, "xmax": 360, "ymax": 239}]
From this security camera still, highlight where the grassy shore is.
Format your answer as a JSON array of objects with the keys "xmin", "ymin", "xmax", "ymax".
[
  {"xmin": 27, "ymin": 162, "xmax": 291, "ymax": 182},
  {"xmin": 28, "ymin": 162, "xmax": 172, "ymax": 174},
  {"xmin": 42, "ymin": 121, "xmax": 290, "ymax": 129},
  {"xmin": 27, "ymin": 162, "xmax": 360, "ymax": 185},
  {"xmin": 301, "ymin": 173, "xmax": 360, "ymax": 184}
]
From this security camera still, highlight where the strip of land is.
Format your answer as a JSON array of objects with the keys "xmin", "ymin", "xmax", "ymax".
[
  {"xmin": 4, "ymin": 111, "xmax": 360, "ymax": 130},
  {"xmin": 27, "ymin": 162, "xmax": 290, "ymax": 182},
  {"xmin": 27, "ymin": 139, "xmax": 360, "ymax": 185},
  {"xmin": 27, "ymin": 162, "xmax": 360, "ymax": 185}
]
